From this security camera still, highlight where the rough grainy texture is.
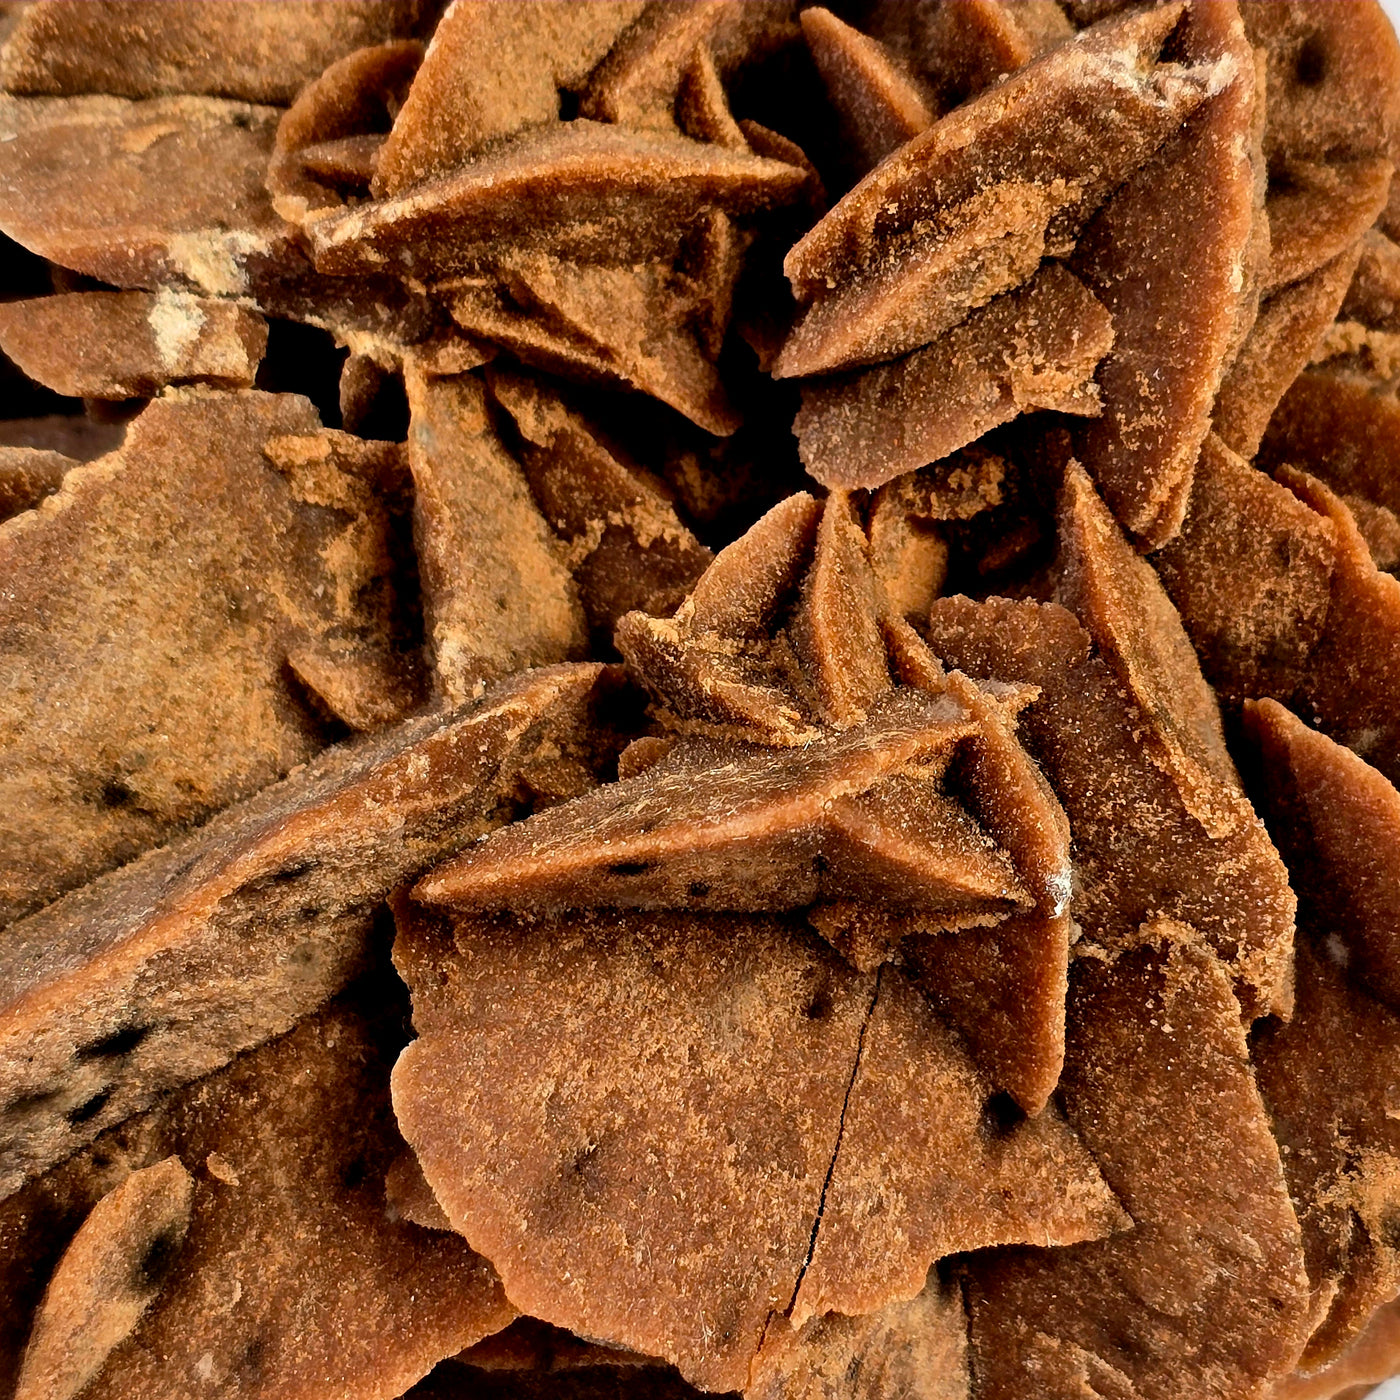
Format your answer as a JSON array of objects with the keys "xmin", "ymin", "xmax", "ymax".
[
  {"xmin": 392, "ymin": 903, "xmax": 871, "ymax": 1395},
  {"xmin": 1071, "ymin": 0, "xmax": 1259, "ymax": 548},
  {"xmin": 392, "ymin": 903, "xmax": 1117, "ymax": 1394},
  {"xmin": 0, "ymin": 94, "xmax": 291, "ymax": 296},
  {"xmin": 1153, "ymin": 435, "xmax": 1336, "ymax": 706},
  {"xmin": 0, "ymin": 444, "xmax": 71, "ymax": 522},
  {"xmin": 0, "ymin": 664, "xmax": 614, "ymax": 1199},
  {"xmin": 1214, "ymin": 248, "xmax": 1363, "ymax": 460},
  {"xmin": 418, "ymin": 690, "xmax": 1025, "ymax": 930},
  {"xmin": 1283, "ymin": 468, "xmax": 1400, "ymax": 790},
  {"xmin": 374, "ymin": 0, "xmax": 648, "ymax": 196},
  {"xmin": 783, "ymin": 4, "xmax": 1218, "ymax": 302},
  {"xmin": 405, "ymin": 366, "xmax": 586, "ymax": 706},
  {"xmin": 14, "ymin": 1156, "xmax": 192, "ymax": 1400},
  {"xmin": 1262, "ymin": 370, "xmax": 1400, "ymax": 519},
  {"xmin": 0, "ymin": 291, "xmax": 268, "ymax": 399},
  {"xmin": 452, "ymin": 252, "xmax": 743, "ymax": 434},
  {"xmin": 581, "ymin": 0, "xmax": 798, "ymax": 133},
  {"xmin": 787, "ymin": 967, "xmax": 1125, "ymax": 1326},
  {"xmin": 1271, "ymin": 1298, "xmax": 1400, "ymax": 1400},
  {"xmin": 1262, "ymin": 159, "xmax": 1391, "ymax": 297},
  {"xmin": 926, "ymin": 564, "xmax": 1297, "ymax": 1019},
  {"xmin": 0, "ymin": 390, "xmax": 416, "ymax": 929},
  {"xmin": 747, "ymin": 1275, "xmax": 969, "ymax": 1400},
  {"xmin": 1245, "ymin": 698, "xmax": 1400, "ymax": 1013},
  {"xmin": 0, "ymin": 1, "xmax": 425, "ymax": 105},
  {"xmin": 966, "ymin": 940, "xmax": 1312, "ymax": 1400},
  {"xmin": 1, "ymin": 983, "xmax": 516, "ymax": 1400},
  {"xmin": 899, "ymin": 0, "xmax": 1073, "ymax": 113},
  {"xmin": 486, "ymin": 369, "xmax": 712, "ymax": 640},
  {"xmin": 1240, "ymin": 1, "xmax": 1400, "ymax": 166},
  {"xmin": 3, "ymin": 0, "xmax": 1400, "ymax": 1394},
  {"xmin": 265, "ymin": 39, "xmax": 425, "ymax": 233},
  {"xmin": 1252, "ymin": 932, "xmax": 1400, "ymax": 1371},
  {"xmin": 889, "ymin": 629, "xmax": 1072, "ymax": 1115},
  {"xmin": 309, "ymin": 121, "xmax": 810, "ymax": 282},
  {"xmin": 798, "ymin": 7, "xmax": 933, "ymax": 182},
  {"xmin": 792, "ymin": 263, "xmax": 1114, "ymax": 491}
]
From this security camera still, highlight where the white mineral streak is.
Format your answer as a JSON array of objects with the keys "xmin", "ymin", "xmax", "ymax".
[
  {"xmin": 147, "ymin": 288, "xmax": 207, "ymax": 371},
  {"xmin": 165, "ymin": 229, "xmax": 269, "ymax": 297}
]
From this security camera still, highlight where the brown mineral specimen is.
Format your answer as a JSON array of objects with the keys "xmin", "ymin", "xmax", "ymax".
[
  {"xmin": 866, "ymin": 491, "xmax": 949, "ymax": 624},
  {"xmin": 449, "ymin": 253, "xmax": 740, "ymax": 434},
  {"xmin": 888, "ymin": 624, "xmax": 1072, "ymax": 1114},
  {"xmin": 1241, "ymin": 1, "xmax": 1400, "ymax": 166},
  {"xmin": 267, "ymin": 40, "xmax": 425, "ymax": 231},
  {"xmin": 1263, "ymin": 160, "xmax": 1392, "ymax": 296},
  {"xmin": 787, "ymin": 966, "xmax": 1124, "ymax": 1326},
  {"xmin": 14, "ymin": 1156, "xmax": 192, "ymax": 1400},
  {"xmin": 616, "ymin": 501, "xmax": 825, "ymax": 742},
  {"xmin": 966, "ymin": 939, "xmax": 1312, "ymax": 1400},
  {"xmin": 374, "ymin": 0, "xmax": 648, "ymax": 196},
  {"xmin": 747, "ymin": 1274, "xmax": 969, "ymax": 1400},
  {"xmin": 1312, "ymin": 320, "xmax": 1400, "ymax": 383},
  {"xmin": 1245, "ymin": 698, "xmax": 1400, "ymax": 1013},
  {"xmin": 1261, "ymin": 371, "xmax": 1400, "ymax": 518},
  {"xmin": 0, "ymin": 1, "xmax": 424, "ymax": 105},
  {"xmin": 1214, "ymin": 250, "xmax": 1362, "ymax": 459},
  {"xmin": 0, "ymin": 390, "xmax": 416, "ymax": 928},
  {"xmin": 1057, "ymin": 462, "xmax": 1249, "ymax": 836},
  {"xmin": 799, "ymin": 7, "xmax": 933, "ymax": 179},
  {"xmin": 0, "ymin": 664, "xmax": 614, "ymax": 1197},
  {"xmin": 391, "ymin": 903, "xmax": 871, "ymax": 1394},
  {"xmin": 405, "ymin": 366, "xmax": 585, "ymax": 706},
  {"xmin": 1272, "ymin": 1298, "xmax": 1400, "ymax": 1400},
  {"xmin": 1282, "ymin": 468, "xmax": 1400, "ymax": 788},
  {"xmin": 1344, "ymin": 228, "xmax": 1400, "ymax": 333},
  {"xmin": 0, "ymin": 95, "xmax": 291, "ymax": 296},
  {"xmin": 792, "ymin": 263, "xmax": 1113, "ymax": 492},
  {"xmin": 925, "ymin": 593, "xmax": 1296, "ymax": 1018},
  {"xmin": 865, "ymin": 458, "xmax": 996, "ymax": 622},
  {"xmin": 1344, "ymin": 493, "xmax": 1400, "ymax": 573},
  {"xmin": 486, "ymin": 369, "xmax": 712, "ymax": 638},
  {"xmin": 385, "ymin": 1150, "xmax": 453, "ymax": 1234},
  {"xmin": 391, "ymin": 903, "xmax": 1117, "ymax": 1393},
  {"xmin": 779, "ymin": 4, "xmax": 1215, "ymax": 376},
  {"xmin": 581, "ymin": 0, "xmax": 798, "ymax": 133},
  {"xmin": 1153, "ymin": 435, "xmax": 1336, "ymax": 705},
  {"xmin": 677, "ymin": 46, "xmax": 750, "ymax": 150},
  {"xmin": 785, "ymin": 3, "xmax": 1212, "ymax": 292},
  {"xmin": 308, "ymin": 122, "xmax": 809, "ymax": 281},
  {"xmin": 2, "ymin": 1, "xmax": 1400, "ymax": 1393},
  {"xmin": 789, "ymin": 492, "xmax": 897, "ymax": 724},
  {"xmin": 2, "ymin": 984, "xmax": 515, "ymax": 1400},
  {"xmin": 913, "ymin": 0, "xmax": 1073, "ymax": 111},
  {"xmin": 1252, "ymin": 935, "xmax": 1400, "ymax": 1368},
  {"xmin": 1070, "ymin": 0, "xmax": 1258, "ymax": 547},
  {"xmin": 0, "ymin": 445, "xmax": 71, "ymax": 522},
  {"xmin": 0, "ymin": 292, "xmax": 268, "ymax": 399},
  {"xmin": 605, "ymin": 493, "xmax": 1074, "ymax": 1109},
  {"xmin": 417, "ymin": 689, "xmax": 1024, "ymax": 931}
]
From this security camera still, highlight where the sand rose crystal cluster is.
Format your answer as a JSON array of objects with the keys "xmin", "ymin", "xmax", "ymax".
[{"xmin": 2, "ymin": 3, "xmax": 1400, "ymax": 1399}]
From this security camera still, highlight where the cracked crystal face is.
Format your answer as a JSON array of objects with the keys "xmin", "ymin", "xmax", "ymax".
[{"xmin": 2, "ymin": 2, "xmax": 1400, "ymax": 1399}]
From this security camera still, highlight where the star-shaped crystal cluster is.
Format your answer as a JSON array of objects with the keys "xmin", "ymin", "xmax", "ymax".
[{"xmin": 2, "ymin": 3, "xmax": 1400, "ymax": 1400}]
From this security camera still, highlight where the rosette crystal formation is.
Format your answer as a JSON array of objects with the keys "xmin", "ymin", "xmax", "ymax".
[{"xmin": 1, "ymin": 2, "xmax": 1400, "ymax": 1399}]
